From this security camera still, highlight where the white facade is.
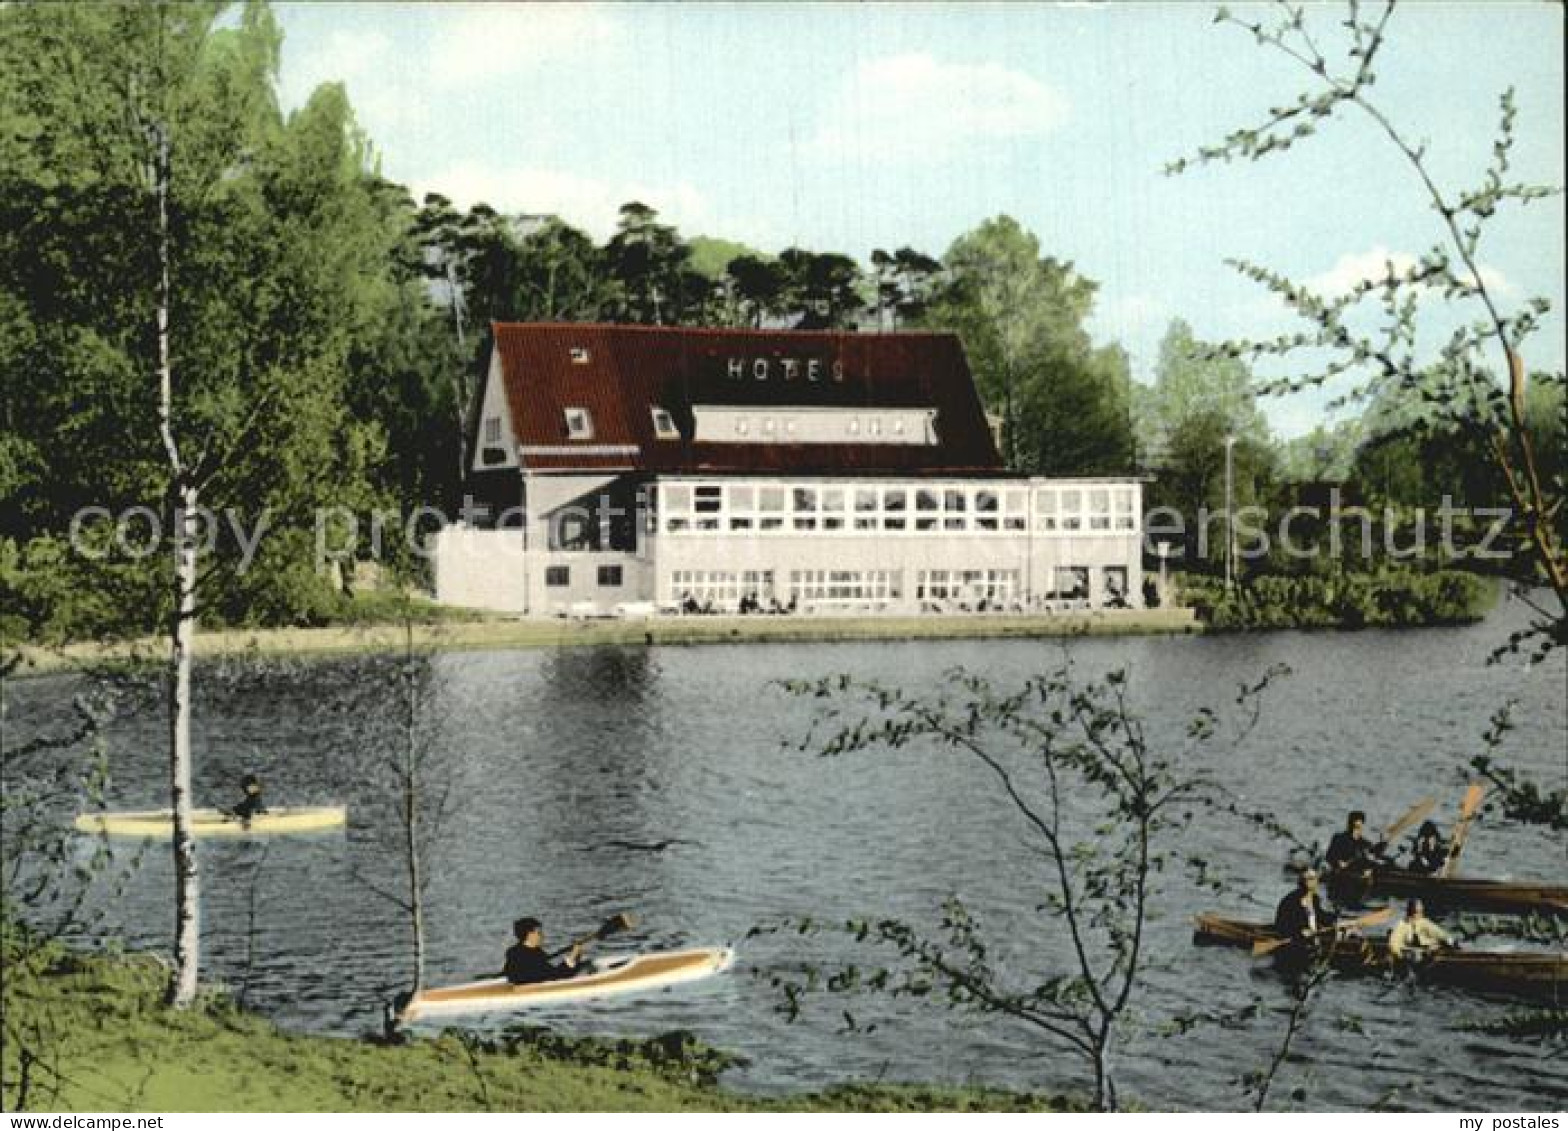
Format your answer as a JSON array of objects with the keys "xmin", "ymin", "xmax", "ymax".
[{"xmin": 434, "ymin": 472, "xmax": 1143, "ymax": 617}]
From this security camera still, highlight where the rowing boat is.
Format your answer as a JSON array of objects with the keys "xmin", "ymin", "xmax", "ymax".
[
  {"xmin": 1360, "ymin": 868, "xmax": 1568, "ymax": 916},
  {"xmin": 1194, "ymin": 913, "xmax": 1567, "ymax": 1001},
  {"xmin": 73, "ymin": 806, "xmax": 347, "ymax": 837},
  {"xmin": 400, "ymin": 947, "xmax": 734, "ymax": 1024}
]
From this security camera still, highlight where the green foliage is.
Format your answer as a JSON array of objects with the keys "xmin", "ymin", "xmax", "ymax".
[
  {"xmin": 773, "ymin": 663, "xmax": 1286, "ymax": 1111},
  {"xmin": 687, "ymin": 236, "xmax": 760, "ymax": 281},
  {"xmin": 1172, "ymin": 0, "xmax": 1565, "ymax": 644},
  {"xmin": 483, "ymin": 1026, "xmax": 747, "ymax": 1089},
  {"xmin": 923, "ymin": 216, "xmax": 1133, "ymax": 475},
  {"xmin": 0, "ymin": 1, "xmax": 413, "ymax": 637},
  {"xmin": 1180, "ymin": 569, "xmax": 1494, "ymax": 631},
  {"xmin": 604, "ymin": 202, "xmax": 711, "ymax": 326},
  {"xmin": 2, "ymin": 937, "xmax": 1088, "ymax": 1111},
  {"xmin": 870, "ymin": 247, "xmax": 942, "ymax": 330}
]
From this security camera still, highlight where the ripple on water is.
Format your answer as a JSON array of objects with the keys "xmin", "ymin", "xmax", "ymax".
[{"xmin": 9, "ymin": 605, "xmax": 1565, "ymax": 1110}]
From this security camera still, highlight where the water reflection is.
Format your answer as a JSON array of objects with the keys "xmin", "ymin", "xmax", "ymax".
[{"xmin": 5, "ymin": 606, "xmax": 1565, "ymax": 1109}]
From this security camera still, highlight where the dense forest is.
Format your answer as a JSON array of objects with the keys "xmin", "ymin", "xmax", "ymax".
[{"xmin": 1, "ymin": 2, "xmax": 1561, "ymax": 643}]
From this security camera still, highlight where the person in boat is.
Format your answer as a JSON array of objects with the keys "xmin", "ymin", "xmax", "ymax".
[
  {"xmin": 503, "ymin": 917, "xmax": 585, "ymax": 985},
  {"xmin": 1324, "ymin": 810, "xmax": 1389, "ymax": 882},
  {"xmin": 1406, "ymin": 821, "xmax": 1448, "ymax": 875},
  {"xmin": 1387, "ymin": 898, "xmax": 1454, "ymax": 961},
  {"xmin": 230, "ymin": 773, "xmax": 267, "ymax": 823},
  {"xmin": 1273, "ymin": 868, "xmax": 1337, "ymax": 949}
]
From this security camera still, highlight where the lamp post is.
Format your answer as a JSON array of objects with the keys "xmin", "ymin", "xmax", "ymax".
[{"xmin": 1224, "ymin": 434, "xmax": 1238, "ymax": 592}]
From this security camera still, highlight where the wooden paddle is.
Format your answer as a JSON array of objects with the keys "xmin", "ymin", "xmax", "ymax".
[
  {"xmin": 549, "ymin": 912, "xmax": 637, "ymax": 960},
  {"xmin": 1383, "ymin": 797, "xmax": 1436, "ymax": 845},
  {"xmin": 1251, "ymin": 906, "xmax": 1395, "ymax": 957},
  {"xmin": 1439, "ymin": 782, "xmax": 1486, "ymax": 879}
]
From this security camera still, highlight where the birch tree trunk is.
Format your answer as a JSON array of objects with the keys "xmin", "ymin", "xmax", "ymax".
[
  {"xmin": 151, "ymin": 118, "xmax": 201, "ymax": 1008},
  {"xmin": 403, "ymin": 624, "xmax": 425, "ymax": 996},
  {"xmin": 166, "ymin": 484, "xmax": 201, "ymax": 1007}
]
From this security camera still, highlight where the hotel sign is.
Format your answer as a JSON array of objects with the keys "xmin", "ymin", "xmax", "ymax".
[{"xmin": 725, "ymin": 356, "xmax": 847, "ymax": 383}]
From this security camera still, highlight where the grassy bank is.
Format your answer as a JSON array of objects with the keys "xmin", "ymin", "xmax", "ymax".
[
  {"xmin": 9, "ymin": 606, "xmax": 1200, "ymax": 676},
  {"xmin": 1, "ymin": 943, "xmax": 1080, "ymax": 1113}
]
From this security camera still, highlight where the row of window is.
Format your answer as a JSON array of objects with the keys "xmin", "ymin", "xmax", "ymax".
[
  {"xmin": 717, "ymin": 414, "xmax": 919, "ymax": 440},
  {"xmin": 659, "ymin": 566, "xmax": 1117, "ymax": 606},
  {"xmin": 545, "ymin": 565, "xmax": 623, "ymax": 587},
  {"xmin": 659, "ymin": 483, "xmax": 1136, "ymax": 534},
  {"xmin": 556, "ymin": 407, "xmax": 681, "ymax": 442},
  {"xmin": 661, "ymin": 483, "xmax": 1136, "ymax": 525},
  {"xmin": 542, "ymin": 563, "xmax": 1130, "ymax": 603},
  {"xmin": 669, "ymin": 570, "xmax": 777, "ymax": 604},
  {"xmin": 913, "ymin": 569, "xmax": 1020, "ymax": 602},
  {"xmin": 791, "ymin": 570, "xmax": 903, "ymax": 601}
]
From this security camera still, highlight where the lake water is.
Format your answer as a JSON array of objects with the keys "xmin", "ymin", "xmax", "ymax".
[{"xmin": 7, "ymin": 600, "xmax": 1566, "ymax": 1111}]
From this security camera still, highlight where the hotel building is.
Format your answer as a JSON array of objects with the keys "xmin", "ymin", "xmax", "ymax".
[{"xmin": 433, "ymin": 323, "xmax": 1144, "ymax": 616}]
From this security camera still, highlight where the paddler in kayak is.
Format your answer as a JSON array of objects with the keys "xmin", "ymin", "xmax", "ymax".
[
  {"xmin": 1406, "ymin": 821, "xmax": 1448, "ymax": 875},
  {"xmin": 1387, "ymin": 899, "xmax": 1455, "ymax": 962},
  {"xmin": 1273, "ymin": 867, "xmax": 1337, "ymax": 952},
  {"xmin": 1324, "ymin": 810, "xmax": 1389, "ymax": 885},
  {"xmin": 229, "ymin": 773, "xmax": 268, "ymax": 825},
  {"xmin": 503, "ymin": 917, "xmax": 586, "ymax": 984}
]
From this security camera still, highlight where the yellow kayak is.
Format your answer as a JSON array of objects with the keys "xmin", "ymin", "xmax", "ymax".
[
  {"xmin": 73, "ymin": 806, "xmax": 347, "ymax": 837},
  {"xmin": 400, "ymin": 947, "xmax": 734, "ymax": 1024}
]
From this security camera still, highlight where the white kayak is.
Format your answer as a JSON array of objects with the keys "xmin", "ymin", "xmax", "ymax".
[
  {"xmin": 400, "ymin": 946, "xmax": 734, "ymax": 1023},
  {"xmin": 73, "ymin": 806, "xmax": 347, "ymax": 837}
]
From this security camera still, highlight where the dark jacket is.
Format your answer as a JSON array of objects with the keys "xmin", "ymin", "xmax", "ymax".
[
  {"xmin": 1408, "ymin": 836, "xmax": 1447, "ymax": 875},
  {"xmin": 1325, "ymin": 831, "xmax": 1384, "ymax": 873},
  {"xmin": 503, "ymin": 943, "xmax": 577, "ymax": 986},
  {"xmin": 1273, "ymin": 888, "xmax": 1334, "ymax": 940},
  {"xmin": 232, "ymin": 793, "xmax": 268, "ymax": 822}
]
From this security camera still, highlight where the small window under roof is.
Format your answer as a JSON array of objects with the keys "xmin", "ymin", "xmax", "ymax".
[
  {"xmin": 651, "ymin": 407, "xmax": 680, "ymax": 440},
  {"xmin": 564, "ymin": 407, "xmax": 593, "ymax": 439},
  {"xmin": 569, "ymin": 347, "xmax": 590, "ymax": 364}
]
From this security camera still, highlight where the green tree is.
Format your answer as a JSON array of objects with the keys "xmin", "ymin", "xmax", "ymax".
[
  {"xmin": 1171, "ymin": 1, "xmax": 1565, "ymax": 646},
  {"xmin": 775, "ymin": 663, "xmax": 1287, "ymax": 1112},
  {"xmin": 776, "ymin": 248, "xmax": 866, "ymax": 330},
  {"xmin": 925, "ymin": 217, "xmax": 1132, "ymax": 475},
  {"xmin": 1139, "ymin": 320, "xmax": 1276, "ymax": 568},
  {"xmin": 514, "ymin": 217, "xmax": 609, "ymax": 323},
  {"xmin": 603, "ymin": 201, "xmax": 710, "ymax": 325},
  {"xmin": 722, "ymin": 253, "xmax": 788, "ymax": 328},
  {"xmin": 870, "ymin": 246, "xmax": 942, "ymax": 330},
  {"xmin": 0, "ymin": 0, "xmax": 405, "ymax": 1002}
]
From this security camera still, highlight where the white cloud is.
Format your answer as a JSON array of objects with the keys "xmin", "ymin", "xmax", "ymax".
[
  {"xmin": 279, "ymin": 27, "xmax": 431, "ymax": 141},
  {"xmin": 808, "ymin": 53, "xmax": 1068, "ymax": 162},
  {"xmin": 280, "ymin": 28, "xmax": 392, "ymax": 105},
  {"xmin": 427, "ymin": 4, "xmax": 619, "ymax": 87},
  {"xmin": 416, "ymin": 163, "xmax": 710, "ymax": 241},
  {"xmin": 1306, "ymin": 245, "xmax": 1511, "ymax": 299},
  {"xmin": 1092, "ymin": 292, "xmax": 1168, "ymax": 336}
]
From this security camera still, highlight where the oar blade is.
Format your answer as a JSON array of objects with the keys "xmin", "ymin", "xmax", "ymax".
[{"xmin": 1383, "ymin": 797, "xmax": 1436, "ymax": 843}]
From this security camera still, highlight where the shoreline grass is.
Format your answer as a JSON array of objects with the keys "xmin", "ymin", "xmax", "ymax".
[
  {"xmin": 8, "ymin": 607, "xmax": 1201, "ymax": 677},
  {"xmin": 1, "ymin": 942, "xmax": 1084, "ymax": 1113}
]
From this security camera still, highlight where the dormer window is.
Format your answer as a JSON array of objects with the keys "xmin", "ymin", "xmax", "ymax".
[
  {"xmin": 651, "ymin": 407, "xmax": 680, "ymax": 440},
  {"xmin": 570, "ymin": 347, "xmax": 590, "ymax": 364},
  {"xmin": 564, "ymin": 407, "xmax": 593, "ymax": 439}
]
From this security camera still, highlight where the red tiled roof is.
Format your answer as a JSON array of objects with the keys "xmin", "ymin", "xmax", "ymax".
[{"xmin": 488, "ymin": 323, "xmax": 1004, "ymax": 475}]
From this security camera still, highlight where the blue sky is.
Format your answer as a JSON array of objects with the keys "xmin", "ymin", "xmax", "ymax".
[{"xmin": 273, "ymin": 2, "xmax": 1565, "ymax": 438}]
